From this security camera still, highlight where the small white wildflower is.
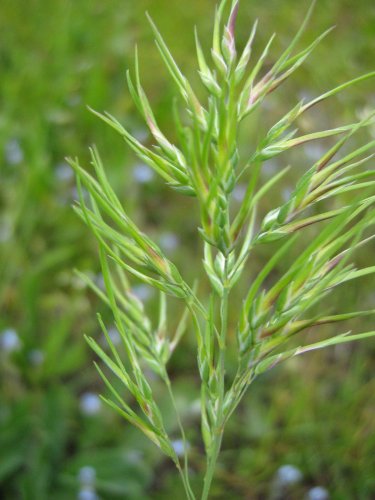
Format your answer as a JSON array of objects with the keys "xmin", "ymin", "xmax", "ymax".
[
  {"xmin": 262, "ymin": 159, "xmax": 278, "ymax": 177},
  {"xmin": 0, "ymin": 329, "xmax": 21, "ymax": 353},
  {"xmin": 172, "ymin": 439, "xmax": 190, "ymax": 457},
  {"xmin": 159, "ymin": 232, "xmax": 179, "ymax": 252},
  {"xmin": 0, "ymin": 218, "xmax": 12, "ymax": 243},
  {"xmin": 80, "ymin": 393, "xmax": 101, "ymax": 416},
  {"xmin": 95, "ymin": 273, "xmax": 105, "ymax": 291},
  {"xmin": 303, "ymin": 143, "xmax": 326, "ymax": 162},
  {"xmin": 107, "ymin": 326, "xmax": 121, "ymax": 346},
  {"xmin": 232, "ymin": 184, "xmax": 247, "ymax": 202},
  {"xmin": 276, "ymin": 464, "xmax": 303, "ymax": 485},
  {"xmin": 78, "ymin": 466, "xmax": 96, "ymax": 485},
  {"xmin": 71, "ymin": 186, "xmax": 89, "ymax": 202},
  {"xmin": 133, "ymin": 128, "xmax": 149, "ymax": 143},
  {"xmin": 282, "ymin": 187, "xmax": 293, "ymax": 202},
  {"xmin": 55, "ymin": 162, "xmax": 74, "ymax": 182},
  {"xmin": 77, "ymin": 486, "xmax": 99, "ymax": 500},
  {"xmin": 132, "ymin": 284, "xmax": 153, "ymax": 302},
  {"xmin": 133, "ymin": 163, "xmax": 154, "ymax": 183},
  {"xmin": 189, "ymin": 399, "xmax": 202, "ymax": 417},
  {"xmin": 306, "ymin": 486, "xmax": 329, "ymax": 500},
  {"xmin": 5, "ymin": 139, "xmax": 24, "ymax": 165}
]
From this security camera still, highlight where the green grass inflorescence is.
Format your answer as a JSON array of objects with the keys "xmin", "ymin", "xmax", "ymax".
[{"xmin": 71, "ymin": 1, "xmax": 375, "ymax": 498}]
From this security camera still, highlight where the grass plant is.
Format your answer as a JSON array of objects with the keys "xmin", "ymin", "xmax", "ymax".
[{"xmin": 70, "ymin": 1, "xmax": 375, "ymax": 498}]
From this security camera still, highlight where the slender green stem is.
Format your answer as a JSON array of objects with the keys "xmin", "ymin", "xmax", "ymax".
[
  {"xmin": 201, "ymin": 429, "xmax": 224, "ymax": 500},
  {"xmin": 176, "ymin": 461, "xmax": 196, "ymax": 500},
  {"xmin": 201, "ymin": 267, "xmax": 229, "ymax": 500},
  {"xmin": 165, "ymin": 376, "xmax": 196, "ymax": 500}
]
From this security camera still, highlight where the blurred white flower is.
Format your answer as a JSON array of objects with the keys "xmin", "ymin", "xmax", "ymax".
[
  {"xmin": 78, "ymin": 486, "xmax": 99, "ymax": 500},
  {"xmin": 282, "ymin": 187, "xmax": 293, "ymax": 202},
  {"xmin": 0, "ymin": 218, "xmax": 12, "ymax": 243},
  {"xmin": 262, "ymin": 159, "xmax": 278, "ymax": 177},
  {"xmin": 303, "ymin": 143, "xmax": 326, "ymax": 162},
  {"xmin": 189, "ymin": 398, "xmax": 201, "ymax": 417},
  {"xmin": 55, "ymin": 162, "xmax": 74, "ymax": 182},
  {"xmin": 133, "ymin": 128, "xmax": 149, "ymax": 143},
  {"xmin": 306, "ymin": 486, "xmax": 330, "ymax": 500},
  {"xmin": 133, "ymin": 163, "xmax": 154, "ymax": 183},
  {"xmin": 0, "ymin": 329, "xmax": 21, "ymax": 353},
  {"xmin": 276, "ymin": 464, "xmax": 303, "ymax": 485},
  {"xmin": 78, "ymin": 466, "xmax": 96, "ymax": 485},
  {"xmin": 232, "ymin": 184, "xmax": 247, "ymax": 202},
  {"xmin": 107, "ymin": 326, "xmax": 121, "ymax": 346},
  {"xmin": 5, "ymin": 139, "xmax": 24, "ymax": 165},
  {"xmin": 172, "ymin": 439, "xmax": 190, "ymax": 457},
  {"xmin": 131, "ymin": 284, "xmax": 153, "ymax": 302},
  {"xmin": 71, "ymin": 186, "xmax": 90, "ymax": 203},
  {"xmin": 80, "ymin": 392, "xmax": 101, "ymax": 416},
  {"xmin": 159, "ymin": 232, "xmax": 179, "ymax": 252},
  {"xmin": 95, "ymin": 273, "xmax": 105, "ymax": 291}
]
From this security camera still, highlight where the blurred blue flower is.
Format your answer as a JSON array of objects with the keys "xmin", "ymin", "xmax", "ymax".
[
  {"xmin": 78, "ymin": 466, "xmax": 96, "ymax": 485},
  {"xmin": 303, "ymin": 143, "xmax": 326, "ymax": 162},
  {"xmin": 5, "ymin": 139, "xmax": 24, "ymax": 165},
  {"xmin": 107, "ymin": 326, "xmax": 121, "ymax": 346},
  {"xmin": 0, "ymin": 218, "xmax": 12, "ymax": 243},
  {"xmin": 78, "ymin": 486, "xmax": 99, "ymax": 500},
  {"xmin": 133, "ymin": 163, "xmax": 154, "ymax": 183},
  {"xmin": 80, "ymin": 392, "xmax": 101, "ymax": 416},
  {"xmin": 159, "ymin": 232, "xmax": 179, "ymax": 252},
  {"xmin": 133, "ymin": 128, "xmax": 149, "ymax": 143},
  {"xmin": 132, "ymin": 284, "xmax": 153, "ymax": 302},
  {"xmin": 0, "ymin": 328, "xmax": 21, "ymax": 353},
  {"xmin": 306, "ymin": 486, "xmax": 329, "ymax": 500},
  {"xmin": 95, "ymin": 273, "xmax": 105, "ymax": 291},
  {"xmin": 282, "ymin": 187, "xmax": 293, "ymax": 202},
  {"xmin": 232, "ymin": 184, "xmax": 247, "ymax": 202},
  {"xmin": 55, "ymin": 162, "xmax": 74, "ymax": 182},
  {"xmin": 172, "ymin": 439, "xmax": 190, "ymax": 457},
  {"xmin": 276, "ymin": 464, "xmax": 303, "ymax": 485}
]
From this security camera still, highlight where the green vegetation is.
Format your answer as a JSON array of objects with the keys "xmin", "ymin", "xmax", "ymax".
[{"xmin": 1, "ymin": 1, "xmax": 374, "ymax": 499}]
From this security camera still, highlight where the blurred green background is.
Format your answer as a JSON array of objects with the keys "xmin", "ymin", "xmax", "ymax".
[{"xmin": 1, "ymin": 0, "xmax": 375, "ymax": 499}]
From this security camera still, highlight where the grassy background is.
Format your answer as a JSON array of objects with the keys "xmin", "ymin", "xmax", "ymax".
[{"xmin": 1, "ymin": 0, "xmax": 375, "ymax": 498}]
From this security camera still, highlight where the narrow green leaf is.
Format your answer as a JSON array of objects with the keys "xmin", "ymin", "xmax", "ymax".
[
  {"xmin": 302, "ymin": 71, "xmax": 375, "ymax": 112},
  {"xmin": 256, "ymin": 330, "xmax": 375, "ymax": 374}
]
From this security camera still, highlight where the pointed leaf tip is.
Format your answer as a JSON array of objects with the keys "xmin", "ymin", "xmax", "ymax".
[{"xmin": 228, "ymin": 1, "xmax": 240, "ymax": 38}]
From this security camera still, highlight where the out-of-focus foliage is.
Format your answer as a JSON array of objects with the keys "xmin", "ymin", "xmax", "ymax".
[{"xmin": 0, "ymin": 1, "xmax": 374, "ymax": 499}]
